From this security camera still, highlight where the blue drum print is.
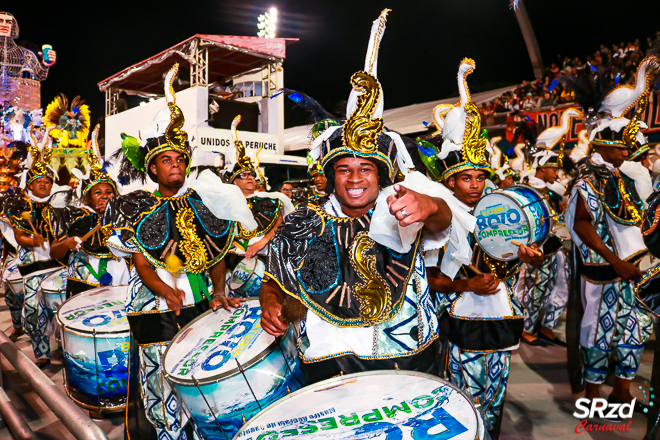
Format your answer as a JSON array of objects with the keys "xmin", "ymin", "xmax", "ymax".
[
  {"xmin": 474, "ymin": 185, "xmax": 552, "ymax": 261},
  {"xmin": 233, "ymin": 371, "xmax": 483, "ymax": 440},
  {"xmin": 2, "ymin": 255, "xmax": 23, "ymax": 295},
  {"xmin": 56, "ymin": 286, "xmax": 130, "ymax": 411},
  {"xmin": 41, "ymin": 267, "xmax": 67, "ymax": 318},
  {"xmin": 164, "ymin": 300, "xmax": 303, "ymax": 439}
]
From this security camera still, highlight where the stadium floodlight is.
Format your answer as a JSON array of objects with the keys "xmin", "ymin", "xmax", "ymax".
[{"xmin": 257, "ymin": 7, "xmax": 278, "ymax": 38}]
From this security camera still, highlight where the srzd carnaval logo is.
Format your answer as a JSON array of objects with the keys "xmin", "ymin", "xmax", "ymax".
[{"xmin": 572, "ymin": 398, "xmax": 634, "ymax": 433}]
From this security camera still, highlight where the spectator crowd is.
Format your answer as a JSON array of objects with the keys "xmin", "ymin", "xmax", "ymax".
[{"xmin": 478, "ymin": 31, "xmax": 660, "ymax": 124}]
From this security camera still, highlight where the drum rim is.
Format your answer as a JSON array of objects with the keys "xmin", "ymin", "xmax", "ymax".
[
  {"xmin": 474, "ymin": 184, "xmax": 553, "ymax": 261},
  {"xmin": 56, "ymin": 285, "xmax": 130, "ymax": 335},
  {"xmin": 163, "ymin": 298, "xmax": 289, "ymax": 385},
  {"xmin": 62, "ymin": 385, "xmax": 126, "ymax": 412},
  {"xmin": 233, "ymin": 370, "xmax": 482, "ymax": 438}
]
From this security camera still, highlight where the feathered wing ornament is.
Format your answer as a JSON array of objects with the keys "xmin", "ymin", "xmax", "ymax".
[
  {"xmin": 283, "ymin": 88, "xmax": 337, "ymax": 124},
  {"xmin": 416, "ymin": 138, "xmax": 443, "ymax": 181},
  {"xmin": 113, "ymin": 133, "xmax": 146, "ymax": 185}
]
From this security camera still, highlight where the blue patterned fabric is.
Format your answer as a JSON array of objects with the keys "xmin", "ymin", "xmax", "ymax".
[
  {"xmin": 139, "ymin": 343, "xmax": 189, "ymax": 439},
  {"xmin": 521, "ymin": 250, "xmax": 568, "ymax": 332},
  {"xmin": 581, "ymin": 279, "xmax": 653, "ymax": 384},
  {"xmin": 22, "ymin": 274, "xmax": 50, "ymax": 360},
  {"xmin": 448, "ymin": 343, "xmax": 510, "ymax": 426},
  {"xmin": 4, "ymin": 284, "xmax": 24, "ymax": 329}
]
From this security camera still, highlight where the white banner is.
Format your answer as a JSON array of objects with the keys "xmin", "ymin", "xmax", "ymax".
[{"xmin": 196, "ymin": 126, "xmax": 281, "ymax": 156}]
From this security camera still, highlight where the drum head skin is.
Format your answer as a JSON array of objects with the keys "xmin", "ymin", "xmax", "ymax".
[
  {"xmin": 474, "ymin": 185, "xmax": 551, "ymax": 261},
  {"xmin": 42, "ymin": 268, "xmax": 67, "ymax": 292},
  {"xmin": 164, "ymin": 299, "xmax": 274, "ymax": 383},
  {"xmin": 57, "ymin": 286, "xmax": 129, "ymax": 334},
  {"xmin": 234, "ymin": 371, "xmax": 481, "ymax": 440}
]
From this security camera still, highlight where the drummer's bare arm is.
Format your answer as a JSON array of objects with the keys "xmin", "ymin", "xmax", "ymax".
[
  {"xmin": 209, "ymin": 259, "xmax": 244, "ymax": 311},
  {"xmin": 387, "ymin": 185, "xmax": 452, "ymax": 231},
  {"xmin": 14, "ymin": 228, "xmax": 43, "ymax": 248},
  {"xmin": 133, "ymin": 253, "xmax": 185, "ymax": 311},
  {"xmin": 573, "ymin": 196, "xmax": 643, "ymax": 281},
  {"xmin": 50, "ymin": 237, "xmax": 80, "ymax": 260},
  {"xmin": 259, "ymin": 278, "xmax": 288, "ymax": 336},
  {"xmin": 245, "ymin": 214, "xmax": 283, "ymax": 259},
  {"xmin": 427, "ymin": 267, "xmax": 499, "ymax": 296}
]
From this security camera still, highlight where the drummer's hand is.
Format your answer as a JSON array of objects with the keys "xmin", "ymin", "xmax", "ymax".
[
  {"xmin": 466, "ymin": 273, "xmax": 500, "ymax": 296},
  {"xmin": 164, "ymin": 287, "xmax": 185, "ymax": 311},
  {"xmin": 261, "ymin": 298, "xmax": 287, "ymax": 337},
  {"xmin": 63, "ymin": 237, "xmax": 81, "ymax": 251},
  {"xmin": 32, "ymin": 234, "xmax": 45, "ymax": 248},
  {"xmin": 613, "ymin": 259, "xmax": 644, "ymax": 281},
  {"xmin": 210, "ymin": 294, "xmax": 245, "ymax": 311},
  {"xmin": 518, "ymin": 244, "xmax": 543, "ymax": 267},
  {"xmin": 387, "ymin": 185, "xmax": 437, "ymax": 227},
  {"xmin": 245, "ymin": 241, "xmax": 266, "ymax": 259},
  {"xmin": 559, "ymin": 201, "xmax": 567, "ymax": 212}
]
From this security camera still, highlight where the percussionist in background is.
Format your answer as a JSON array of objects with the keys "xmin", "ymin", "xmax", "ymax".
[
  {"xmin": 1, "ymin": 128, "xmax": 63, "ymax": 369},
  {"xmin": 225, "ymin": 115, "xmax": 293, "ymax": 266},
  {"xmin": 49, "ymin": 125, "xmax": 129, "ymax": 297}
]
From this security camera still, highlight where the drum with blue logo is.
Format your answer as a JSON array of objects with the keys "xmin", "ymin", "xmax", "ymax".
[
  {"xmin": 41, "ymin": 267, "xmax": 67, "ymax": 317},
  {"xmin": 474, "ymin": 184, "xmax": 552, "ymax": 261},
  {"xmin": 233, "ymin": 370, "xmax": 483, "ymax": 440},
  {"xmin": 2, "ymin": 254, "xmax": 23, "ymax": 296},
  {"xmin": 56, "ymin": 286, "xmax": 130, "ymax": 411},
  {"xmin": 229, "ymin": 258, "xmax": 265, "ymax": 297},
  {"xmin": 163, "ymin": 299, "xmax": 303, "ymax": 439}
]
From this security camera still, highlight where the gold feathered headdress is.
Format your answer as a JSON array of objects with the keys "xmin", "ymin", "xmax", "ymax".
[{"xmin": 44, "ymin": 94, "xmax": 91, "ymax": 148}]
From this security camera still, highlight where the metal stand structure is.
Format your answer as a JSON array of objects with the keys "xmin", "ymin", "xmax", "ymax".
[{"xmin": 0, "ymin": 330, "xmax": 108, "ymax": 440}]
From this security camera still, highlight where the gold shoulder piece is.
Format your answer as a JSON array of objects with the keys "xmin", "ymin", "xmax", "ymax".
[{"xmin": 350, "ymin": 231, "xmax": 390, "ymax": 324}]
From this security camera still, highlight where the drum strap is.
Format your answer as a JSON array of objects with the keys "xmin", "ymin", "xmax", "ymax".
[
  {"xmin": 83, "ymin": 258, "xmax": 108, "ymax": 283},
  {"xmin": 186, "ymin": 272, "xmax": 210, "ymax": 302}
]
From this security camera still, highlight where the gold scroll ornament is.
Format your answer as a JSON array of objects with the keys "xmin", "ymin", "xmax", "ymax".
[
  {"xmin": 175, "ymin": 208, "xmax": 207, "ymax": 272},
  {"xmin": 350, "ymin": 232, "xmax": 390, "ymax": 324}
]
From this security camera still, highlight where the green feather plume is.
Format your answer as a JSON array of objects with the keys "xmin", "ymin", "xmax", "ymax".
[{"xmin": 121, "ymin": 133, "xmax": 145, "ymax": 172}]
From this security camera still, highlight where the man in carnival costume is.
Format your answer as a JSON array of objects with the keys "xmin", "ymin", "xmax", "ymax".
[
  {"xmin": 225, "ymin": 116, "xmax": 294, "ymax": 262},
  {"xmin": 420, "ymin": 58, "xmax": 542, "ymax": 437},
  {"xmin": 105, "ymin": 64, "xmax": 256, "ymax": 439},
  {"xmin": 260, "ymin": 9, "xmax": 474, "ymax": 385},
  {"xmin": 0, "ymin": 126, "xmax": 65, "ymax": 368},
  {"xmin": 565, "ymin": 55, "xmax": 659, "ymax": 411},
  {"xmin": 517, "ymin": 107, "xmax": 582, "ymax": 347},
  {"xmin": 49, "ymin": 125, "xmax": 129, "ymax": 297}
]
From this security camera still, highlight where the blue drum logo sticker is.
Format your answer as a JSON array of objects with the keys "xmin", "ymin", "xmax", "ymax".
[{"xmin": 476, "ymin": 204, "xmax": 528, "ymax": 239}]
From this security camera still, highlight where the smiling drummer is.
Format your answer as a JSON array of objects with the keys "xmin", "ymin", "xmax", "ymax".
[
  {"xmin": 49, "ymin": 125, "xmax": 129, "ymax": 297},
  {"xmin": 564, "ymin": 57, "xmax": 658, "ymax": 414},
  {"xmin": 420, "ymin": 58, "xmax": 542, "ymax": 437},
  {"xmin": 259, "ymin": 10, "xmax": 473, "ymax": 385},
  {"xmin": 104, "ymin": 64, "xmax": 253, "ymax": 440}
]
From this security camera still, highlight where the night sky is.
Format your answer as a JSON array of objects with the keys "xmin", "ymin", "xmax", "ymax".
[{"xmin": 6, "ymin": 0, "xmax": 660, "ymax": 129}]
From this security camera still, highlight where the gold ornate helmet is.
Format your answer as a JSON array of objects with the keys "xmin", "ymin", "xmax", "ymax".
[
  {"xmin": 24, "ymin": 124, "xmax": 56, "ymax": 187},
  {"xmin": 115, "ymin": 63, "xmax": 192, "ymax": 184},
  {"xmin": 307, "ymin": 9, "xmax": 416, "ymax": 193},
  {"xmin": 588, "ymin": 56, "xmax": 660, "ymax": 157},
  {"xmin": 427, "ymin": 58, "xmax": 491, "ymax": 181},
  {"xmin": 309, "ymin": 159, "xmax": 324, "ymax": 177},
  {"xmin": 227, "ymin": 115, "xmax": 257, "ymax": 183},
  {"xmin": 80, "ymin": 125, "xmax": 117, "ymax": 196},
  {"xmin": 532, "ymin": 107, "xmax": 583, "ymax": 169}
]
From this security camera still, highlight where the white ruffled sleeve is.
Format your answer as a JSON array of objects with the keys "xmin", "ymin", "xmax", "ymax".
[
  {"xmin": 189, "ymin": 170, "xmax": 258, "ymax": 231},
  {"xmin": 368, "ymin": 171, "xmax": 475, "ymax": 278}
]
